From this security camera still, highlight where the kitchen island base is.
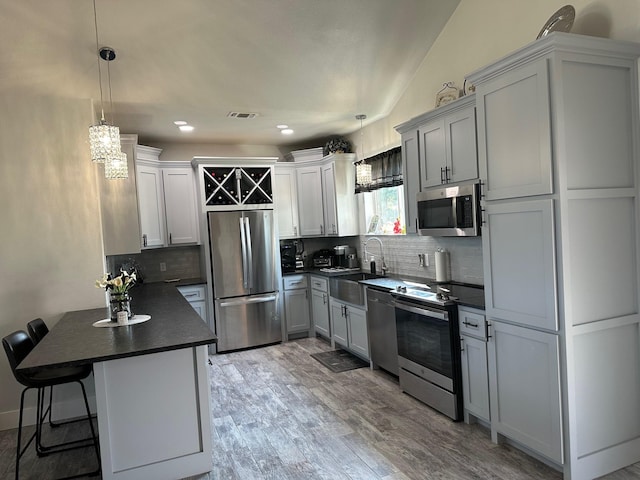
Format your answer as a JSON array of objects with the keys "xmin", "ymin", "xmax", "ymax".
[{"xmin": 93, "ymin": 345, "xmax": 212, "ymax": 480}]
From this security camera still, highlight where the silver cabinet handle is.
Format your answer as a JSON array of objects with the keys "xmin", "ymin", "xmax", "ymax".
[
  {"xmin": 323, "ymin": 293, "xmax": 327, "ymax": 305},
  {"xmin": 142, "ymin": 233, "xmax": 147, "ymax": 247},
  {"xmin": 460, "ymin": 337, "xmax": 465, "ymax": 352},
  {"xmin": 183, "ymin": 293, "xmax": 199, "ymax": 298},
  {"xmin": 293, "ymin": 226, "xmax": 297, "ymax": 237},
  {"xmin": 462, "ymin": 320, "xmax": 479, "ymax": 328},
  {"xmin": 320, "ymin": 225, "xmax": 324, "ymax": 235},
  {"xmin": 169, "ymin": 233, "xmax": 172, "ymax": 245}
]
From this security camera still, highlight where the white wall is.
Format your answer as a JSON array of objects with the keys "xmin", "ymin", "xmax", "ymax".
[
  {"xmin": 0, "ymin": 93, "xmax": 105, "ymax": 429},
  {"xmin": 348, "ymin": 0, "xmax": 640, "ymax": 158}
]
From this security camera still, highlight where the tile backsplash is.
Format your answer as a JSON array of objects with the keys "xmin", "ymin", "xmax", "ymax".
[
  {"xmin": 357, "ymin": 235, "xmax": 483, "ymax": 285},
  {"xmin": 107, "ymin": 245, "xmax": 202, "ymax": 283}
]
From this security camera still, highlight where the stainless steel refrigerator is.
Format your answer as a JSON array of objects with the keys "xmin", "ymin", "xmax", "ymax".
[{"xmin": 207, "ymin": 210, "xmax": 280, "ymax": 352}]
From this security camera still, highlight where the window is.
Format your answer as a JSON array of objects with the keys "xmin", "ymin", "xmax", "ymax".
[{"xmin": 363, "ymin": 185, "xmax": 405, "ymax": 235}]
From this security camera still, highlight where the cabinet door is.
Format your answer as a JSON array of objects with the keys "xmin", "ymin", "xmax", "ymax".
[
  {"xmin": 137, "ymin": 164, "xmax": 165, "ymax": 248},
  {"xmin": 284, "ymin": 289, "xmax": 310, "ymax": 333},
  {"xmin": 162, "ymin": 168, "xmax": 199, "ymax": 245},
  {"xmin": 460, "ymin": 335, "xmax": 490, "ymax": 423},
  {"xmin": 296, "ymin": 166, "xmax": 324, "ymax": 236},
  {"xmin": 483, "ymin": 199, "xmax": 558, "ymax": 331},
  {"xmin": 401, "ymin": 129, "xmax": 420, "ymax": 234},
  {"xmin": 419, "ymin": 119, "xmax": 446, "ymax": 189},
  {"xmin": 446, "ymin": 106, "xmax": 478, "ymax": 184},
  {"xmin": 487, "ymin": 321, "xmax": 563, "ymax": 464},
  {"xmin": 100, "ymin": 135, "xmax": 141, "ymax": 255},
  {"xmin": 476, "ymin": 60, "xmax": 552, "ymax": 200},
  {"xmin": 330, "ymin": 300, "xmax": 348, "ymax": 347},
  {"xmin": 311, "ymin": 289, "xmax": 330, "ymax": 337},
  {"xmin": 347, "ymin": 307, "xmax": 369, "ymax": 360},
  {"xmin": 190, "ymin": 301, "xmax": 207, "ymax": 321},
  {"xmin": 274, "ymin": 166, "xmax": 300, "ymax": 239},
  {"xmin": 321, "ymin": 162, "xmax": 338, "ymax": 236}
]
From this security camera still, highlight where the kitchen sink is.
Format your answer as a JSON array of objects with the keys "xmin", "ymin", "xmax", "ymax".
[{"xmin": 329, "ymin": 273, "xmax": 386, "ymax": 305}]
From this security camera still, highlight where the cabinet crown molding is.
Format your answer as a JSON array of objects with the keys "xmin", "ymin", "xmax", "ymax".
[
  {"xmin": 466, "ymin": 32, "xmax": 640, "ymax": 86},
  {"xmin": 191, "ymin": 156, "xmax": 279, "ymax": 168},
  {"xmin": 395, "ymin": 94, "xmax": 475, "ymax": 134}
]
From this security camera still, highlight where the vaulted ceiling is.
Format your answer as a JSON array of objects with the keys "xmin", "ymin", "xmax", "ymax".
[{"xmin": 0, "ymin": 0, "xmax": 460, "ymax": 145}]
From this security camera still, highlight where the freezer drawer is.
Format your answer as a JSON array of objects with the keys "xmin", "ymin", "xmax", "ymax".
[{"xmin": 214, "ymin": 293, "xmax": 281, "ymax": 352}]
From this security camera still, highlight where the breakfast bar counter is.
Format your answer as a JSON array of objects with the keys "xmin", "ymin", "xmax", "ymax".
[{"xmin": 18, "ymin": 282, "xmax": 217, "ymax": 480}]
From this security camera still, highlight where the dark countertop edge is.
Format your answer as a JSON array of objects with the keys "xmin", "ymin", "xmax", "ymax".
[
  {"xmin": 284, "ymin": 269, "xmax": 485, "ymax": 309},
  {"xmin": 147, "ymin": 277, "xmax": 207, "ymax": 287}
]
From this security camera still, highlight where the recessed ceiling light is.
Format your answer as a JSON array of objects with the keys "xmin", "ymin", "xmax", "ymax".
[
  {"xmin": 281, "ymin": 129, "xmax": 294, "ymax": 135},
  {"xmin": 179, "ymin": 125, "xmax": 194, "ymax": 132},
  {"xmin": 173, "ymin": 120, "xmax": 187, "ymax": 125},
  {"xmin": 276, "ymin": 124, "xmax": 288, "ymax": 129}
]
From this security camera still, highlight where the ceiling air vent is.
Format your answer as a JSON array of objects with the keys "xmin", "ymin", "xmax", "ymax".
[{"xmin": 227, "ymin": 112, "xmax": 258, "ymax": 119}]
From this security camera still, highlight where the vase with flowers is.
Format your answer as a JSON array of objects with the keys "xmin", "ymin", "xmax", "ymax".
[{"xmin": 96, "ymin": 269, "xmax": 137, "ymax": 322}]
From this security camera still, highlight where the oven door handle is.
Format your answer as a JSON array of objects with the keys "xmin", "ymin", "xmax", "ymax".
[{"xmin": 394, "ymin": 299, "xmax": 448, "ymax": 320}]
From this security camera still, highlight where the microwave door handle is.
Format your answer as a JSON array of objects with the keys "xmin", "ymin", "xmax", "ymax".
[
  {"xmin": 452, "ymin": 195, "xmax": 459, "ymax": 228},
  {"xmin": 244, "ymin": 217, "xmax": 253, "ymax": 290},
  {"xmin": 239, "ymin": 216, "xmax": 249, "ymax": 289}
]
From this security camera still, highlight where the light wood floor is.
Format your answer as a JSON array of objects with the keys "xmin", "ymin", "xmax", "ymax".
[{"xmin": 2, "ymin": 337, "xmax": 640, "ymax": 479}]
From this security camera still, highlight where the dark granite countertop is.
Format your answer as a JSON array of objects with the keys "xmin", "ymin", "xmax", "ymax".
[
  {"xmin": 284, "ymin": 268, "xmax": 485, "ymax": 309},
  {"xmin": 17, "ymin": 282, "xmax": 217, "ymax": 374}
]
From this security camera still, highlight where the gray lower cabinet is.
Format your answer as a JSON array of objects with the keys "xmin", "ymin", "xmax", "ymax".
[
  {"xmin": 177, "ymin": 284, "xmax": 207, "ymax": 322},
  {"xmin": 458, "ymin": 306, "xmax": 489, "ymax": 424},
  {"xmin": 329, "ymin": 297, "xmax": 369, "ymax": 360},
  {"xmin": 283, "ymin": 275, "xmax": 311, "ymax": 335},
  {"xmin": 310, "ymin": 276, "xmax": 330, "ymax": 338},
  {"xmin": 487, "ymin": 320, "xmax": 562, "ymax": 464}
]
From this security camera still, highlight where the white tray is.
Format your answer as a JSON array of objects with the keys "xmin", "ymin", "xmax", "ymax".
[{"xmin": 93, "ymin": 314, "xmax": 151, "ymax": 328}]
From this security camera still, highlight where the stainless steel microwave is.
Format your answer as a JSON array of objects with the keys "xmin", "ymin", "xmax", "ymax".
[{"xmin": 416, "ymin": 180, "xmax": 481, "ymax": 237}]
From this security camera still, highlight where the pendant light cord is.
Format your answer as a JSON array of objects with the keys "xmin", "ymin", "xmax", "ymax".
[{"xmin": 92, "ymin": 0, "xmax": 105, "ymax": 122}]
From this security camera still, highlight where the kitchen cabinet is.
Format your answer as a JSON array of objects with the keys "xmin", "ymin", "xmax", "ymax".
[
  {"xmin": 283, "ymin": 274, "xmax": 311, "ymax": 336},
  {"xmin": 310, "ymin": 276, "xmax": 330, "ymax": 338},
  {"xmin": 418, "ymin": 100, "xmax": 477, "ymax": 188},
  {"xmin": 487, "ymin": 321, "xmax": 562, "ymax": 464},
  {"xmin": 295, "ymin": 153, "xmax": 359, "ymax": 237},
  {"xmin": 329, "ymin": 297, "xmax": 368, "ymax": 360},
  {"xmin": 136, "ymin": 147, "xmax": 165, "ymax": 248},
  {"xmin": 274, "ymin": 164, "xmax": 300, "ymax": 238},
  {"xmin": 395, "ymin": 95, "xmax": 477, "ymax": 233},
  {"xmin": 99, "ymin": 134, "xmax": 142, "ymax": 255},
  {"xmin": 177, "ymin": 284, "xmax": 207, "ymax": 322},
  {"xmin": 162, "ymin": 168, "xmax": 199, "ymax": 245},
  {"xmin": 137, "ymin": 148, "xmax": 200, "ymax": 249},
  {"xmin": 468, "ymin": 33, "xmax": 640, "ymax": 478},
  {"xmin": 296, "ymin": 166, "xmax": 324, "ymax": 236},
  {"xmin": 458, "ymin": 306, "xmax": 489, "ymax": 424}
]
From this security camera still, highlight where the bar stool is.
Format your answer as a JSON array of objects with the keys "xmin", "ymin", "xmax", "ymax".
[
  {"xmin": 2, "ymin": 330, "xmax": 101, "ymax": 479},
  {"xmin": 26, "ymin": 318, "xmax": 96, "ymax": 438}
]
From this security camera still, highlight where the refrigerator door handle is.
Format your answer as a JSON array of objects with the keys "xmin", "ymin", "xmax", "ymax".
[
  {"xmin": 244, "ymin": 216, "xmax": 253, "ymax": 289},
  {"xmin": 239, "ymin": 216, "xmax": 249, "ymax": 289},
  {"xmin": 219, "ymin": 294, "xmax": 277, "ymax": 307}
]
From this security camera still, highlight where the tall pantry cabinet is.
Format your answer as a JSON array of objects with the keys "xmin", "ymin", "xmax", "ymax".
[{"xmin": 467, "ymin": 33, "xmax": 640, "ymax": 479}]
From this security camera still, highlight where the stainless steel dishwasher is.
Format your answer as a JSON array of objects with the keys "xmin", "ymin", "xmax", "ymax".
[{"xmin": 367, "ymin": 288, "xmax": 398, "ymax": 376}]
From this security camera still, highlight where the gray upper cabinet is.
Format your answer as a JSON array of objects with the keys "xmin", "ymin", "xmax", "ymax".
[
  {"xmin": 468, "ymin": 33, "xmax": 640, "ymax": 478},
  {"xmin": 400, "ymin": 129, "xmax": 419, "ymax": 234},
  {"xmin": 475, "ymin": 61, "xmax": 552, "ymax": 201},
  {"xmin": 396, "ymin": 95, "xmax": 478, "ymax": 234}
]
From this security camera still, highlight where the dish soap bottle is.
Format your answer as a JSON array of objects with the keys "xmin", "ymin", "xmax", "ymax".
[{"xmin": 370, "ymin": 256, "xmax": 376, "ymax": 275}]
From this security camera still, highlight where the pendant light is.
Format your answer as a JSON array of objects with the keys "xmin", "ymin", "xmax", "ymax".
[
  {"xmin": 88, "ymin": 0, "xmax": 124, "ymax": 176},
  {"xmin": 355, "ymin": 114, "xmax": 372, "ymax": 187}
]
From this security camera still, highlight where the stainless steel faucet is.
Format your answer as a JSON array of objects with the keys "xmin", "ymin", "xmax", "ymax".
[{"xmin": 364, "ymin": 237, "xmax": 387, "ymax": 275}]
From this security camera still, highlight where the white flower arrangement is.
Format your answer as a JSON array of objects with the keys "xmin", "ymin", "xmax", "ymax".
[{"xmin": 96, "ymin": 269, "xmax": 137, "ymax": 295}]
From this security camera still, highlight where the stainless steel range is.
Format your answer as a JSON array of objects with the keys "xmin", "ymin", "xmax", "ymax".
[{"xmin": 392, "ymin": 284, "xmax": 462, "ymax": 421}]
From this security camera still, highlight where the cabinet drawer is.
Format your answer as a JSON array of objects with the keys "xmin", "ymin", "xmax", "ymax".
[
  {"xmin": 309, "ymin": 275, "xmax": 328, "ymax": 293},
  {"xmin": 283, "ymin": 274, "xmax": 308, "ymax": 290},
  {"xmin": 177, "ymin": 285, "xmax": 206, "ymax": 302},
  {"xmin": 458, "ymin": 306, "xmax": 487, "ymax": 340}
]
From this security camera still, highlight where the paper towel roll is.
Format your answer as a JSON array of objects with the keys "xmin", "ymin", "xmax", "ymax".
[{"xmin": 435, "ymin": 250, "xmax": 450, "ymax": 282}]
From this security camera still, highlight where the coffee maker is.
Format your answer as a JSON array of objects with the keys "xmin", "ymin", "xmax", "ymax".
[
  {"xmin": 333, "ymin": 245, "xmax": 356, "ymax": 268},
  {"xmin": 280, "ymin": 240, "xmax": 297, "ymax": 273}
]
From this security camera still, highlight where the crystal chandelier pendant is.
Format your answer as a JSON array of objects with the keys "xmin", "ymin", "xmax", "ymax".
[
  {"xmin": 104, "ymin": 150, "xmax": 128, "ymax": 179},
  {"xmin": 89, "ymin": 121, "xmax": 121, "ymax": 163},
  {"xmin": 356, "ymin": 162, "xmax": 372, "ymax": 186}
]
